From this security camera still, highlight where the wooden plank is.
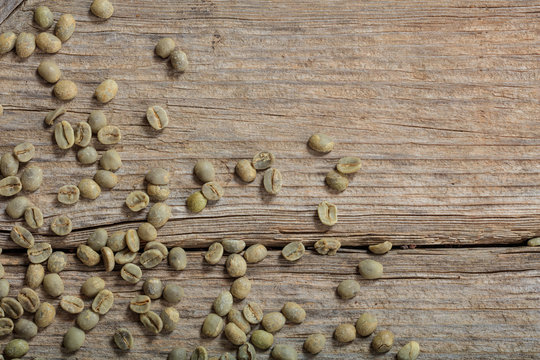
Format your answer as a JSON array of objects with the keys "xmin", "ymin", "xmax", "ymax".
[
  {"xmin": 0, "ymin": 0, "xmax": 23, "ymax": 25},
  {"xmin": 0, "ymin": 247, "xmax": 538, "ymax": 359}
]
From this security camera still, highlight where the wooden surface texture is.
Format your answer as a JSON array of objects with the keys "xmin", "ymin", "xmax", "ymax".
[{"xmin": 0, "ymin": 0, "xmax": 538, "ymax": 358}]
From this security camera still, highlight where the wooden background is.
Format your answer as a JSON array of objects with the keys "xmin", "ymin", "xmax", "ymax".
[{"xmin": 0, "ymin": 0, "xmax": 539, "ymax": 358}]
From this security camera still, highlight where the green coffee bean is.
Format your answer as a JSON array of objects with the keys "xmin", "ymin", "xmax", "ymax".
[
  {"xmin": 201, "ymin": 181, "xmax": 224, "ymax": 201},
  {"xmin": 126, "ymin": 190, "xmax": 149, "ymax": 211},
  {"xmin": 63, "ymin": 327, "xmax": 85, "ymax": 352},
  {"xmin": 226, "ymin": 309, "xmax": 250, "ymax": 334},
  {"xmin": 34, "ymin": 6, "xmax": 54, "ymax": 28},
  {"xmin": 261, "ymin": 312, "xmax": 286, "ymax": 333},
  {"xmin": 193, "ymin": 161, "xmax": 214, "ymax": 184},
  {"xmin": 97, "ymin": 125, "xmax": 121, "ymax": 145},
  {"xmin": 121, "ymin": 263, "xmax": 142, "ymax": 283},
  {"xmin": 94, "ymin": 169, "xmax": 118, "ymax": 189},
  {"xmin": 77, "ymin": 244, "xmax": 100, "ymax": 266},
  {"xmin": 3, "ymin": 339, "xmax": 29, "ymax": 358},
  {"xmin": 76, "ymin": 309, "xmax": 99, "ymax": 331},
  {"xmin": 222, "ymin": 239, "xmax": 246, "ymax": 254},
  {"xmin": 168, "ymin": 347, "xmax": 189, "ymax": 360},
  {"xmin": 187, "ymin": 191, "xmax": 207, "ymax": 213},
  {"xmin": 170, "ymin": 49, "xmax": 188, "ymax": 72},
  {"xmin": 337, "ymin": 279, "xmax": 360, "ymax": 300},
  {"xmin": 102, "ymin": 246, "xmax": 115, "ymax": 271},
  {"xmin": 27, "ymin": 242, "xmax": 52, "ymax": 263},
  {"xmin": 337, "ymin": 156, "xmax": 362, "ymax": 174},
  {"xmin": 334, "ymin": 323, "xmax": 356, "ymax": 343},
  {"xmin": 87, "ymin": 228, "xmax": 108, "ymax": 251},
  {"xmin": 371, "ymin": 330, "xmax": 394, "ymax": 353},
  {"xmin": 47, "ymin": 251, "xmax": 68, "ymax": 273},
  {"xmin": 122, "ymin": 229, "xmax": 139, "ymax": 253},
  {"xmin": 58, "ymin": 185, "xmax": 79, "ymax": 204},
  {"xmin": 107, "ymin": 230, "xmax": 126, "ymax": 252},
  {"xmin": 74, "ymin": 122, "xmax": 92, "ymax": 147},
  {"xmin": 15, "ymin": 32, "xmax": 35, "ymax": 58},
  {"xmin": 303, "ymin": 333, "xmax": 325, "ymax": 354},
  {"xmin": 13, "ymin": 142, "xmax": 34, "ymax": 163},
  {"xmin": 147, "ymin": 184, "xmax": 170, "ymax": 201},
  {"xmin": 1, "ymin": 297, "xmax": 24, "ymax": 319},
  {"xmin": 0, "ymin": 176, "xmax": 22, "ymax": 197},
  {"xmin": 235, "ymin": 159, "xmax": 256, "ymax": 182},
  {"xmin": 36, "ymin": 32, "xmax": 61, "ymax": 53},
  {"xmin": 263, "ymin": 168, "xmax": 282, "ymax": 194},
  {"xmin": 14, "ymin": 318, "xmax": 37, "ymax": 339},
  {"xmin": 0, "ymin": 278, "xmax": 9, "ymax": 298},
  {"xmin": 140, "ymin": 249, "xmax": 164, "ymax": 269},
  {"xmin": 145, "ymin": 167, "xmax": 170, "ymax": 185},
  {"xmin": 54, "ymin": 80, "xmax": 78, "ymax": 101},
  {"xmin": 91, "ymin": 0, "xmax": 114, "ymax": 18},
  {"xmin": 17, "ymin": 288, "xmax": 40, "ymax": 313},
  {"xmin": 6, "ymin": 196, "xmax": 32, "ymax": 219},
  {"xmin": 20, "ymin": 166, "xmax": 43, "ymax": 192},
  {"xmin": 10, "ymin": 225, "xmax": 34, "ymax": 248},
  {"xmin": 230, "ymin": 276, "xmax": 251, "ymax": 300},
  {"xmin": 114, "ymin": 327, "xmax": 133, "ymax": 351},
  {"xmin": 81, "ymin": 276, "xmax": 105, "ymax": 297},
  {"xmin": 92, "ymin": 289, "xmax": 114, "ymax": 314},
  {"xmin": 138, "ymin": 222, "xmax": 157, "ymax": 241},
  {"xmin": 202, "ymin": 313, "xmax": 224, "ymax": 338},
  {"xmin": 38, "ymin": 60, "xmax": 62, "ymax": 84},
  {"xmin": 88, "ymin": 110, "xmax": 108, "ymax": 133},
  {"xmin": 34, "ymin": 302, "xmax": 55, "ymax": 327},
  {"xmin": 325, "ymin": 170, "xmax": 348, "ymax": 192},
  {"xmin": 55, "ymin": 14, "xmax": 76, "ymax": 42},
  {"xmin": 205, "ymin": 242, "xmax": 223, "ymax": 265},
  {"xmin": 139, "ymin": 279, "xmax": 161, "ymax": 302},
  {"xmin": 243, "ymin": 302, "xmax": 263, "ymax": 325},
  {"xmin": 244, "ymin": 244, "xmax": 267, "ymax": 263},
  {"xmin": 369, "ymin": 241, "xmax": 392, "ymax": 254},
  {"xmin": 99, "ymin": 149, "xmax": 122, "ymax": 171},
  {"xmin": 0, "ymin": 31, "xmax": 17, "ymax": 54},
  {"xmin": 270, "ymin": 344, "xmax": 297, "ymax": 360},
  {"xmin": 282, "ymin": 241, "xmax": 305, "ymax": 261},
  {"xmin": 129, "ymin": 295, "xmax": 151, "ymax": 314},
  {"xmin": 251, "ymin": 329, "xmax": 274, "ymax": 350},
  {"xmin": 224, "ymin": 322, "xmax": 246, "ymax": 346},
  {"xmin": 527, "ymin": 237, "xmax": 540, "ymax": 246},
  {"xmin": 313, "ymin": 237, "xmax": 341, "ymax": 255},
  {"xmin": 145, "ymin": 241, "xmax": 168, "ymax": 257},
  {"xmin": 0, "ymin": 317, "xmax": 14, "ymax": 336},
  {"xmin": 147, "ymin": 202, "xmax": 171, "ymax": 228},
  {"xmin": 44, "ymin": 105, "xmax": 65, "ymax": 124},
  {"xmin": 162, "ymin": 284, "xmax": 183, "ymax": 304},
  {"xmin": 43, "ymin": 273, "xmax": 64, "ymax": 297},
  {"xmin": 146, "ymin": 105, "xmax": 169, "ymax": 130},
  {"xmin": 226, "ymin": 254, "xmax": 247, "ymax": 278},
  {"xmin": 25, "ymin": 264, "xmax": 44, "ymax": 289},
  {"xmin": 237, "ymin": 343, "xmax": 256, "ymax": 360},
  {"xmin": 140, "ymin": 311, "xmax": 163, "ymax": 334},
  {"xmin": 94, "ymin": 78, "xmax": 118, "ymax": 103},
  {"xmin": 60, "ymin": 295, "xmax": 84, "ymax": 314},
  {"xmin": 213, "ymin": 290, "xmax": 233, "ymax": 316},
  {"xmin": 317, "ymin": 200, "xmax": 337, "ymax": 226},
  {"xmin": 308, "ymin": 133, "xmax": 334, "ymax": 153},
  {"xmin": 155, "ymin": 38, "xmax": 175, "ymax": 58},
  {"xmin": 77, "ymin": 146, "xmax": 98, "ymax": 164},
  {"xmin": 252, "ymin": 151, "xmax": 275, "ymax": 170},
  {"xmin": 397, "ymin": 341, "xmax": 420, "ymax": 360},
  {"xmin": 54, "ymin": 120, "xmax": 75, "ymax": 148},
  {"xmin": 358, "ymin": 259, "xmax": 383, "ymax": 279},
  {"xmin": 281, "ymin": 302, "xmax": 305, "ymax": 324},
  {"xmin": 1, "ymin": 153, "xmax": 19, "ymax": 177},
  {"xmin": 78, "ymin": 178, "xmax": 101, "ymax": 199}
]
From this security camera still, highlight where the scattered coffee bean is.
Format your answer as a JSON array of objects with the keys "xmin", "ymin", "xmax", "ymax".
[
  {"xmin": 34, "ymin": 302, "xmax": 55, "ymax": 327},
  {"xmin": 54, "ymin": 80, "xmax": 78, "ymax": 101},
  {"xmin": 121, "ymin": 263, "xmax": 142, "ymax": 283},
  {"xmin": 168, "ymin": 348, "xmax": 189, "ymax": 360},
  {"xmin": 243, "ymin": 302, "xmax": 263, "ymax": 325},
  {"xmin": 230, "ymin": 276, "xmax": 251, "ymax": 300},
  {"xmin": 3, "ymin": 338, "xmax": 29, "ymax": 358},
  {"xmin": 107, "ymin": 231, "xmax": 126, "ymax": 251},
  {"xmin": 281, "ymin": 302, "xmax": 305, "ymax": 324},
  {"xmin": 126, "ymin": 190, "xmax": 149, "ymax": 212},
  {"xmin": 123, "ymin": 229, "xmax": 140, "ymax": 253},
  {"xmin": 358, "ymin": 259, "xmax": 383, "ymax": 279},
  {"xmin": 261, "ymin": 311, "xmax": 286, "ymax": 333},
  {"xmin": 170, "ymin": 49, "xmax": 188, "ymax": 72},
  {"xmin": 129, "ymin": 295, "xmax": 151, "ymax": 314},
  {"xmin": 308, "ymin": 133, "xmax": 334, "ymax": 153},
  {"xmin": 213, "ymin": 290, "xmax": 233, "ymax": 316},
  {"xmin": 44, "ymin": 105, "xmax": 65, "ymax": 124},
  {"xmin": 397, "ymin": 341, "xmax": 420, "ymax": 360},
  {"xmin": 244, "ymin": 243, "xmax": 267, "ymax": 263},
  {"xmin": 147, "ymin": 202, "xmax": 171, "ymax": 228},
  {"xmin": 227, "ymin": 308, "xmax": 251, "ymax": 334},
  {"xmin": 58, "ymin": 184, "xmax": 80, "ymax": 204},
  {"xmin": 26, "ymin": 264, "xmax": 44, "ymax": 289},
  {"xmin": 202, "ymin": 313, "xmax": 224, "ymax": 338},
  {"xmin": 187, "ymin": 191, "xmax": 207, "ymax": 213},
  {"xmin": 337, "ymin": 279, "xmax": 360, "ymax": 300},
  {"xmin": 76, "ymin": 309, "xmax": 100, "ymax": 331},
  {"xmin": 95, "ymin": 78, "xmax": 118, "ymax": 103},
  {"xmin": 0, "ymin": 278, "xmax": 9, "ymax": 297},
  {"xmin": 146, "ymin": 105, "xmax": 169, "ymax": 130},
  {"xmin": 78, "ymin": 178, "xmax": 101, "ymax": 199},
  {"xmin": 92, "ymin": 289, "xmax": 114, "ymax": 314},
  {"xmin": 162, "ymin": 284, "xmax": 183, "ymax": 304},
  {"xmin": 100, "ymin": 149, "xmax": 122, "ymax": 171},
  {"xmin": 60, "ymin": 295, "xmax": 84, "ymax": 314},
  {"xmin": 369, "ymin": 241, "xmax": 392, "ymax": 254},
  {"xmin": 317, "ymin": 200, "xmax": 338, "ymax": 226},
  {"xmin": 337, "ymin": 156, "xmax": 362, "ymax": 174},
  {"xmin": 201, "ymin": 181, "xmax": 224, "ymax": 201},
  {"xmin": 55, "ymin": 14, "xmax": 76, "ymax": 42},
  {"xmin": 140, "ymin": 248, "xmax": 164, "ymax": 269},
  {"xmin": 97, "ymin": 125, "xmax": 121, "ymax": 145},
  {"xmin": 262, "ymin": 167, "xmax": 283, "ymax": 196},
  {"xmin": 88, "ymin": 110, "xmax": 108, "ymax": 133},
  {"xmin": 81, "ymin": 276, "xmax": 105, "ymax": 298},
  {"xmin": 0, "ymin": 176, "xmax": 22, "ymax": 197},
  {"xmin": 101, "ymin": 247, "xmax": 115, "ymax": 271},
  {"xmin": 15, "ymin": 32, "xmax": 35, "ymax": 58},
  {"xmin": 43, "ymin": 273, "xmax": 64, "ymax": 297},
  {"xmin": 146, "ymin": 167, "xmax": 170, "ymax": 185},
  {"xmin": 147, "ymin": 184, "xmax": 170, "ymax": 201},
  {"xmin": 36, "ymin": 32, "xmax": 61, "ymax": 53},
  {"xmin": 251, "ymin": 329, "xmax": 274, "ymax": 350},
  {"xmin": 0, "ymin": 317, "xmax": 14, "ymax": 337},
  {"xmin": 20, "ymin": 165, "xmax": 43, "ymax": 192},
  {"xmin": 48, "ymin": 251, "xmax": 68, "ymax": 273},
  {"xmin": 222, "ymin": 239, "xmax": 245, "ymax": 254},
  {"xmin": 226, "ymin": 254, "xmax": 247, "ymax": 278},
  {"xmin": 235, "ymin": 159, "xmax": 256, "ymax": 182},
  {"xmin": 14, "ymin": 318, "xmax": 38, "ymax": 339},
  {"xmin": 334, "ymin": 323, "xmax": 356, "ymax": 343},
  {"xmin": 145, "ymin": 241, "xmax": 168, "ymax": 257},
  {"xmin": 1, "ymin": 297, "xmax": 24, "ymax": 319},
  {"xmin": 54, "ymin": 120, "xmax": 75, "ymax": 149},
  {"xmin": 194, "ymin": 160, "xmax": 215, "ymax": 183},
  {"xmin": 114, "ymin": 327, "xmax": 133, "ymax": 351},
  {"xmin": 77, "ymin": 244, "xmax": 100, "ymax": 266},
  {"xmin": 252, "ymin": 151, "xmax": 275, "ymax": 170},
  {"xmin": 13, "ymin": 142, "xmax": 34, "ymax": 163},
  {"xmin": 27, "ymin": 242, "xmax": 52, "ymax": 263},
  {"xmin": 237, "ymin": 343, "xmax": 256, "ymax": 360},
  {"xmin": 77, "ymin": 146, "xmax": 98, "ymax": 164},
  {"xmin": 87, "ymin": 228, "xmax": 108, "ymax": 251},
  {"xmin": 271, "ymin": 344, "xmax": 297, "ymax": 360},
  {"xmin": 140, "ymin": 311, "xmax": 163, "ymax": 334},
  {"xmin": 325, "ymin": 170, "xmax": 348, "ymax": 192},
  {"xmin": 10, "ymin": 225, "xmax": 34, "ymax": 248},
  {"xmin": 304, "ymin": 333, "xmax": 325, "ymax": 354},
  {"xmin": 528, "ymin": 237, "xmax": 540, "ymax": 246},
  {"xmin": 137, "ymin": 223, "xmax": 157, "ymax": 242},
  {"xmin": 63, "ymin": 327, "xmax": 85, "ymax": 353},
  {"xmin": 74, "ymin": 122, "xmax": 92, "ymax": 147},
  {"xmin": 17, "ymin": 287, "xmax": 40, "ymax": 313},
  {"xmin": 314, "ymin": 237, "xmax": 341, "ymax": 255},
  {"xmin": 38, "ymin": 60, "xmax": 62, "ymax": 85},
  {"xmin": 34, "ymin": 6, "xmax": 54, "ymax": 28},
  {"xmin": 282, "ymin": 241, "xmax": 305, "ymax": 261},
  {"xmin": 1, "ymin": 153, "xmax": 19, "ymax": 177},
  {"xmin": 6, "ymin": 196, "xmax": 32, "ymax": 219},
  {"xmin": 224, "ymin": 322, "xmax": 247, "ymax": 346},
  {"xmin": 165, "ymin": 246, "xmax": 186, "ymax": 271},
  {"xmin": 371, "ymin": 330, "xmax": 394, "ymax": 353},
  {"xmin": 94, "ymin": 170, "xmax": 118, "ymax": 189},
  {"xmin": 155, "ymin": 38, "xmax": 176, "ymax": 58},
  {"xmin": 91, "ymin": 0, "xmax": 114, "ymax": 19},
  {"xmin": 0, "ymin": 31, "xmax": 16, "ymax": 54},
  {"xmin": 205, "ymin": 242, "xmax": 223, "ymax": 265}
]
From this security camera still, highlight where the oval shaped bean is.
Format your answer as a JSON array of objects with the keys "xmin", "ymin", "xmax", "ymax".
[
  {"xmin": 54, "ymin": 80, "xmax": 78, "ymax": 101},
  {"xmin": 146, "ymin": 105, "xmax": 169, "ymax": 130},
  {"xmin": 20, "ymin": 166, "xmax": 42, "ymax": 192},
  {"xmin": 140, "ymin": 311, "xmax": 163, "ymax": 334},
  {"xmin": 13, "ymin": 142, "xmax": 35, "ymax": 162},
  {"xmin": 201, "ymin": 181, "xmax": 224, "ymax": 201},
  {"xmin": 78, "ymin": 178, "xmax": 101, "ymax": 199},
  {"xmin": 114, "ymin": 327, "xmax": 133, "ymax": 351},
  {"xmin": 54, "ymin": 120, "xmax": 75, "ymax": 149},
  {"xmin": 37, "ymin": 59, "xmax": 61, "ymax": 83},
  {"xmin": 35, "ymin": 32, "xmax": 61, "ymax": 53},
  {"xmin": 281, "ymin": 302, "xmax": 306, "ymax": 324},
  {"xmin": 317, "ymin": 200, "xmax": 338, "ymax": 226},
  {"xmin": 76, "ymin": 309, "xmax": 99, "ymax": 331},
  {"xmin": 74, "ymin": 122, "xmax": 92, "ymax": 147},
  {"xmin": 121, "ymin": 263, "xmax": 142, "ymax": 283},
  {"xmin": 230, "ymin": 276, "xmax": 251, "ymax": 300},
  {"xmin": 43, "ymin": 273, "xmax": 64, "ymax": 297},
  {"xmin": 129, "ymin": 295, "xmax": 151, "ymax": 314},
  {"xmin": 243, "ymin": 302, "xmax": 263, "ymax": 325},
  {"xmin": 88, "ymin": 110, "xmax": 108, "ymax": 133},
  {"xmin": 358, "ymin": 259, "xmax": 383, "ymax": 279},
  {"xmin": 204, "ymin": 242, "xmax": 223, "ymax": 265},
  {"xmin": 100, "ymin": 149, "xmax": 122, "ymax": 171},
  {"xmin": 337, "ymin": 156, "xmax": 362, "ymax": 174},
  {"xmin": 244, "ymin": 243, "xmax": 267, "ymax": 263},
  {"xmin": 0, "ymin": 176, "xmax": 22, "ymax": 197},
  {"xmin": 94, "ymin": 169, "xmax": 118, "ymax": 189},
  {"xmin": 91, "ymin": 0, "xmax": 114, "ymax": 19},
  {"xmin": 397, "ymin": 341, "xmax": 420, "ymax": 360},
  {"xmin": 27, "ymin": 242, "xmax": 52, "ymax": 264},
  {"xmin": 372, "ymin": 330, "xmax": 394, "ymax": 353},
  {"xmin": 10, "ymin": 225, "xmax": 34, "ymax": 248},
  {"xmin": 304, "ymin": 333, "xmax": 325, "ymax": 355},
  {"xmin": 55, "ymin": 14, "xmax": 76, "ymax": 42},
  {"xmin": 337, "ymin": 279, "xmax": 360, "ymax": 300},
  {"xmin": 34, "ymin": 302, "xmax": 55, "ymax": 327},
  {"xmin": 226, "ymin": 254, "xmax": 247, "ymax": 278},
  {"xmin": 170, "ymin": 49, "xmax": 188, "ymax": 72},
  {"xmin": 15, "ymin": 32, "xmax": 35, "ymax": 58},
  {"xmin": 95, "ymin": 79, "xmax": 118, "ymax": 103},
  {"xmin": 334, "ymin": 323, "xmax": 356, "ymax": 343},
  {"xmin": 235, "ymin": 159, "xmax": 256, "ymax": 182},
  {"xmin": 77, "ymin": 244, "xmax": 100, "ymax": 266},
  {"xmin": 369, "ymin": 241, "xmax": 392, "ymax": 255},
  {"xmin": 308, "ymin": 133, "xmax": 334, "ymax": 153},
  {"xmin": 126, "ymin": 190, "xmax": 149, "ymax": 211},
  {"xmin": 325, "ymin": 170, "xmax": 348, "ymax": 192},
  {"xmin": 147, "ymin": 202, "xmax": 171, "ymax": 228},
  {"xmin": 224, "ymin": 322, "xmax": 246, "ymax": 346},
  {"xmin": 77, "ymin": 146, "xmax": 98, "ymax": 164},
  {"xmin": 213, "ymin": 290, "xmax": 233, "ymax": 317},
  {"xmin": 60, "ymin": 295, "xmax": 84, "ymax": 314},
  {"xmin": 51, "ymin": 215, "xmax": 72, "ymax": 236},
  {"xmin": 17, "ymin": 287, "xmax": 40, "ymax": 313},
  {"xmin": 58, "ymin": 184, "xmax": 80, "ymax": 204},
  {"xmin": 24, "ymin": 206, "xmax": 44, "ymax": 229},
  {"xmin": 271, "ymin": 344, "xmax": 297, "ymax": 360},
  {"xmin": 282, "ymin": 241, "xmax": 305, "ymax": 261},
  {"xmin": 251, "ymin": 329, "xmax": 274, "ymax": 350},
  {"xmin": 92, "ymin": 289, "xmax": 114, "ymax": 314},
  {"xmin": 34, "ymin": 6, "xmax": 54, "ymax": 29},
  {"xmin": 1, "ymin": 153, "xmax": 19, "ymax": 177},
  {"xmin": 63, "ymin": 327, "xmax": 85, "ymax": 353},
  {"xmin": 202, "ymin": 313, "xmax": 224, "ymax": 338},
  {"xmin": 0, "ymin": 31, "xmax": 16, "ymax": 54},
  {"xmin": 6, "ymin": 196, "xmax": 32, "ymax": 219},
  {"xmin": 261, "ymin": 312, "xmax": 286, "ymax": 333},
  {"xmin": 155, "ymin": 37, "xmax": 175, "ymax": 58}
]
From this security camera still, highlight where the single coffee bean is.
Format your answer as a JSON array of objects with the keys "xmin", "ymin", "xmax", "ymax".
[
  {"xmin": 213, "ymin": 291, "xmax": 233, "ymax": 317},
  {"xmin": 55, "ymin": 120, "xmax": 75, "ymax": 149},
  {"xmin": 161, "ymin": 307, "xmax": 181, "ymax": 333},
  {"xmin": 263, "ymin": 168, "xmax": 282, "ymax": 194},
  {"xmin": 129, "ymin": 295, "xmax": 151, "ymax": 314},
  {"xmin": 34, "ymin": 302, "xmax": 55, "ymax": 327},
  {"xmin": 0, "ymin": 278, "xmax": 9, "ymax": 297},
  {"xmin": 87, "ymin": 228, "xmax": 108, "ymax": 251},
  {"xmin": 88, "ymin": 110, "xmax": 108, "ymax": 133},
  {"xmin": 281, "ymin": 302, "xmax": 305, "ymax": 324},
  {"xmin": 17, "ymin": 288, "xmax": 40, "ymax": 313},
  {"xmin": 126, "ymin": 190, "xmax": 149, "ymax": 212},
  {"xmin": 235, "ymin": 159, "xmax": 256, "ymax": 182},
  {"xmin": 201, "ymin": 181, "xmax": 224, "ymax": 201},
  {"xmin": 146, "ymin": 105, "xmax": 169, "ymax": 130},
  {"xmin": 27, "ymin": 242, "xmax": 52, "ymax": 263},
  {"xmin": 123, "ymin": 229, "xmax": 140, "ymax": 253},
  {"xmin": 226, "ymin": 254, "xmax": 247, "ymax": 278},
  {"xmin": 325, "ymin": 170, "xmax": 348, "ymax": 192},
  {"xmin": 78, "ymin": 178, "xmax": 101, "ymax": 199},
  {"xmin": 92, "ymin": 289, "xmax": 114, "ymax": 314},
  {"xmin": 0, "ymin": 174, "xmax": 22, "ymax": 195},
  {"xmin": 143, "ymin": 278, "xmax": 163, "ymax": 300},
  {"xmin": 271, "ymin": 344, "xmax": 297, "ymax": 360},
  {"xmin": 162, "ymin": 284, "xmax": 183, "ymax": 304},
  {"xmin": 357, "ymin": 312, "xmax": 382, "ymax": 337},
  {"xmin": 43, "ymin": 273, "xmax": 64, "ymax": 297},
  {"xmin": 107, "ymin": 230, "xmax": 126, "ymax": 252},
  {"xmin": 15, "ymin": 32, "xmax": 35, "ymax": 58},
  {"xmin": 170, "ymin": 49, "xmax": 188, "ymax": 72},
  {"xmin": 94, "ymin": 170, "xmax": 118, "ymax": 189},
  {"xmin": 81, "ymin": 276, "xmax": 105, "ymax": 298},
  {"xmin": 114, "ymin": 327, "xmax": 133, "ymax": 351},
  {"xmin": 0, "ymin": 317, "xmax": 14, "ymax": 336},
  {"xmin": 6, "ymin": 196, "xmax": 32, "ymax": 219},
  {"xmin": 44, "ymin": 105, "xmax": 66, "ymax": 125},
  {"xmin": 155, "ymin": 38, "xmax": 176, "ymax": 58},
  {"xmin": 54, "ymin": 80, "xmax": 78, "ymax": 101},
  {"xmin": 205, "ymin": 242, "xmax": 223, "ymax": 265},
  {"xmin": 243, "ymin": 302, "xmax": 263, "ymax": 325},
  {"xmin": 60, "ymin": 295, "xmax": 84, "ymax": 314},
  {"xmin": 55, "ymin": 14, "xmax": 76, "ymax": 42},
  {"xmin": 146, "ymin": 167, "xmax": 170, "ymax": 185},
  {"xmin": 24, "ymin": 206, "xmax": 43, "ymax": 229},
  {"xmin": 95, "ymin": 78, "xmax": 118, "ymax": 103},
  {"xmin": 1, "ymin": 297, "xmax": 24, "ymax": 319},
  {"xmin": 397, "ymin": 341, "xmax": 420, "ymax": 360},
  {"xmin": 77, "ymin": 146, "xmax": 98, "ymax": 165},
  {"xmin": 282, "ymin": 241, "xmax": 305, "ymax": 261},
  {"xmin": 337, "ymin": 156, "xmax": 362, "ymax": 174},
  {"xmin": 314, "ymin": 237, "xmax": 341, "ymax": 255},
  {"xmin": 147, "ymin": 184, "xmax": 170, "ymax": 201},
  {"xmin": 14, "ymin": 318, "xmax": 37, "ymax": 339},
  {"xmin": 48, "ymin": 251, "xmax": 68, "ymax": 273},
  {"xmin": 168, "ymin": 347, "xmax": 189, "ymax": 360},
  {"xmin": 36, "ymin": 32, "xmax": 61, "ymax": 53},
  {"xmin": 121, "ymin": 263, "xmax": 142, "ymax": 283},
  {"xmin": 251, "ymin": 329, "xmax": 274, "ymax": 350},
  {"xmin": 225, "ymin": 309, "xmax": 249, "ymax": 335},
  {"xmin": 244, "ymin": 244, "xmax": 267, "ymax": 263},
  {"xmin": 0, "ymin": 31, "xmax": 16, "ymax": 54},
  {"xmin": 230, "ymin": 276, "xmax": 251, "ymax": 300},
  {"xmin": 237, "ymin": 343, "xmax": 256, "ymax": 360},
  {"xmin": 145, "ymin": 241, "xmax": 168, "ymax": 257},
  {"xmin": 34, "ymin": 6, "xmax": 54, "ymax": 28},
  {"xmin": 74, "ymin": 122, "xmax": 92, "ymax": 147},
  {"xmin": 91, "ymin": 0, "xmax": 114, "ymax": 18},
  {"xmin": 140, "ymin": 311, "xmax": 163, "ymax": 334},
  {"xmin": 140, "ymin": 249, "xmax": 164, "ymax": 269},
  {"xmin": 20, "ymin": 166, "xmax": 43, "ymax": 192},
  {"xmin": 371, "ymin": 330, "xmax": 394, "ymax": 353},
  {"xmin": 337, "ymin": 279, "xmax": 361, "ymax": 300},
  {"xmin": 369, "ymin": 241, "xmax": 392, "ymax": 255},
  {"xmin": 13, "ymin": 142, "xmax": 34, "ymax": 162},
  {"xmin": 26, "ymin": 264, "xmax": 44, "ymax": 289},
  {"xmin": 138, "ymin": 222, "xmax": 157, "ymax": 241},
  {"xmin": 3, "ymin": 339, "xmax": 29, "ymax": 358},
  {"xmin": 38, "ymin": 59, "xmax": 62, "ymax": 84},
  {"xmin": 97, "ymin": 125, "xmax": 121, "ymax": 145},
  {"xmin": 317, "ymin": 200, "xmax": 338, "ymax": 226},
  {"xmin": 10, "ymin": 225, "xmax": 34, "ymax": 248},
  {"xmin": 58, "ymin": 184, "xmax": 80, "ymax": 204},
  {"xmin": 187, "ymin": 191, "xmax": 207, "ymax": 213},
  {"xmin": 304, "ymin": 333, "xmax": 325, "ymax": 354},
  {"xmin": 334, "ymin": 323, "xmax": 356, "ymax": 343},
  {"xmin": 1, "ymin": 153, "xmax": 18, "ymax": 177},
  {"xmin": 63, "ymin": 327, "xmax": 85, "ymax": 353},
  {"xmin": 77, "ymin": 244, "xmax": 100, "ymax": 266},
  {"xmin": 224, "ymin": 322, "xmax": 246, "ymax": 346},
  {"xmin": 528, "ymin": 237, "xmax": 540, "ymax": 246},
  {"xmin": 100, "ymin": 149, "xmax": 122, "ymax": 171},
  {"xmin": 222, "ymin": 239, "xmax": 246, "ymax": 254},
  {"xmin": 193, "ymin": 160, "xmax": 215, "ymax": 183},
  {"xmin": 358, "ymin": 259, "xmax": 383, "ymax": 279},
  {"xmin": 252, "ymin": 151, "xmax": 275, "ymax": 170},
  {"xmin": 308, "ymin": 133, "xmax": 334, "ymax": 153},
  {"xmin": 147, "ymin": 202, "xmax": 171, "ymax": 228},
  {"xmin": 76, "ymin": 309, "xmax": 99, "ymax": 331},
  {"xmin": 102, "ymin": 246, "xmax": 115, "ymax": 271},
  {"xmin": 202, "ymin": 313, "xmax": 224, "ymax": 338},
  {"xmin": 261, "ymin": 312, "xmax": 286, "ymax": 333}
]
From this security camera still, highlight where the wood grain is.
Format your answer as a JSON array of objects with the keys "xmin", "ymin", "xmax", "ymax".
[{"xmin": 0, "ymin": 0, "xmax": 23, "ymax": 25}]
